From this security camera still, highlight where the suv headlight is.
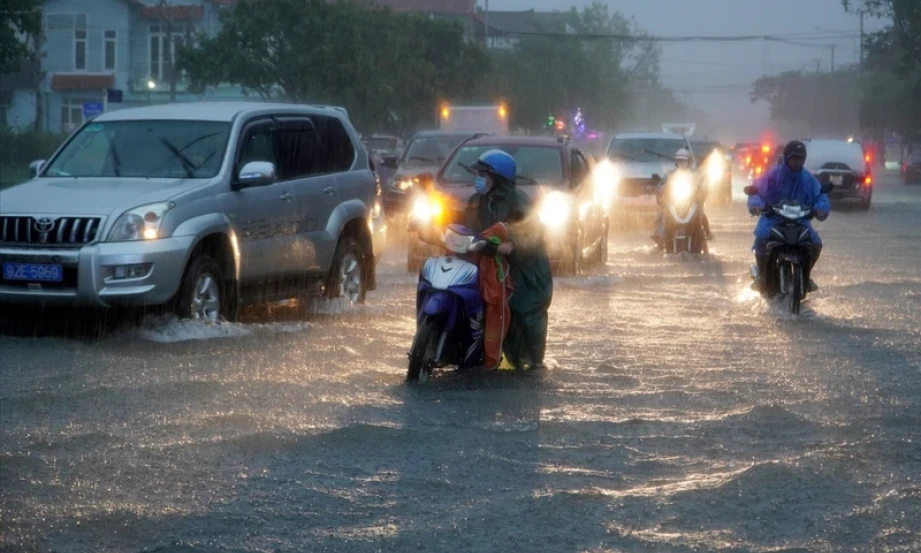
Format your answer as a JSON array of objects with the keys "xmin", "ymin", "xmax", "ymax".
[
  {"xmin": 391, "ymin": 177, "xmax": 414, "ymax": 192},
  {"xmin": 539, "ymin": 191, "xmax": 572, "ymax": 229},
  {"xmin": 108, "ymin": 202, "xmax": 174, "ymax": 241}
]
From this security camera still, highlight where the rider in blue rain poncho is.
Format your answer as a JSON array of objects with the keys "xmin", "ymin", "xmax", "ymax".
[{"xmin": 748, "ymin": 140, "xmax": 831, "ymax": 292}]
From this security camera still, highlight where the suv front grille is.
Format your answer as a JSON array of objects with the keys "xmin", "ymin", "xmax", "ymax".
[{"xmin": 0, "ymin": 216, "xmax": 102, "ymax": 246}]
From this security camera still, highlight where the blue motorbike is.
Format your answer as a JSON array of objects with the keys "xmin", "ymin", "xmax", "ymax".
[{"xmin": 407, "ymin": 224, "xmax": 488, "ymax": 382}]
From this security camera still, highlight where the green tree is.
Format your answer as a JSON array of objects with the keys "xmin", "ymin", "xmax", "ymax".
[
  {"xmin": 178, "ymin": 0, "xmax": 489, "ymax": 133},
  {"xmin": 0, "ymin": 0, "xmax": 41, "ymax": 75},
  {"xmin": 750, "ymin": 69, "xmax": 861, "ymax": 135}
]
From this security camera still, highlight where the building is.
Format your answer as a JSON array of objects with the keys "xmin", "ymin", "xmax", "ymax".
[
  {"xmin": 3, "ymin": 0, "xmax": 244, "ymax": 133},
  {"xmin": 474, "ymin": 9, "xmax": 574, "ymax": 50}
]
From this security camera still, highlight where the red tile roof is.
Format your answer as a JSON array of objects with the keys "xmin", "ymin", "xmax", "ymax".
[
  {"xmin": 355, "ymin": 0, "xmax": 475, "ymax": 14},
  {"xmin": 50, "ymin": 74, "xmax": 115, "ymax": 91}
]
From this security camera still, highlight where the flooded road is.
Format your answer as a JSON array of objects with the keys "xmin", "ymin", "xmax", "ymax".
[{"xmin": 2, "ymin": 174, "xmax": 919, "ymax": 553}]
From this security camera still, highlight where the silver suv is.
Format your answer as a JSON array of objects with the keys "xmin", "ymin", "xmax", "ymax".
[{"xmin": 0, "ymin": 102, "xmax": 385, "ymax": 320}]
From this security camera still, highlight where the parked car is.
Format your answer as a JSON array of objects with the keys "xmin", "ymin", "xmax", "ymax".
[
  {"xmin": 901, "ymin": 153, "xmax": 921, "ymax": 184},
  {"xmin": 690, "ymin": 139, "xmax": 732, "ymax": 206},
  {"xmin": 605, "ymin": 132, "xmax": 694, "ymax": 226},
  {"xmin": 0, "ymin": 102, "xmax": 385, "ymax": 319},
  {"xmin": 802, "ymin": 138, "xmax": 873, "ymax": 210},
  {"xmin": 406, "ymin": 135, "xmax": 609, "ymax": 275}
]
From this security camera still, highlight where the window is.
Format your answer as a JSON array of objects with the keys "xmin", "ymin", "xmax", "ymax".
[
  {"xmin": 74, "ymin": 14, "xmax": 87, "ymax": 70},
  {"xmin": 275, "ymin": 118, "xmax": 322, "ymax": 180},
  {"xmin": 237, "ymin": 122, "xmax": 277, "ymax": 173},
  {"xmin": 316, "ymin": 116, "xmax": 356, "ymax": 173},
  {"xmin": 149, "ymin": 25, "xmax": 193, "ymax": 81},
  {"xmin": 104, "ymin": 30, "xmax": 116, "ymax": 71},
  {"xmin": 442, "ymin": 145, "xmax": 564, "ymax": 186},
  {"xmin": 570, "ymin": 150, "xmax": 589, "ymax": 187},
  {"xmin": 60, "ymin": 97, "xmax": 99, "ymax": 133}
]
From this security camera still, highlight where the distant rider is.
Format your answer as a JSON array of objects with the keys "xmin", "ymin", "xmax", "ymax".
[
  {"xmin": 652, "ymin": 148, "xmax": 714, "ymax": 248},
  {"xmin": 748, "ymin": 140, "xmax": 830, "ymax": 292}
]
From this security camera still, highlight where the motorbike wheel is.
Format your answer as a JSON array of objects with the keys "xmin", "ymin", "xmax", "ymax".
[
  {"xmin": 791, "ymin": 263, "xmax": 803, "ymax": 315},
  {"xmin": 407, "ymin": 315, "xmax": 440, "ymax": 382}
]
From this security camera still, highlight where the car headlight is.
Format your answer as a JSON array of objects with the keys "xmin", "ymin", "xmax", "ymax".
[
  {"xmin": 108, "ymin": 202, "xmax": 174, "ymax": 241},
  {"xmin": 671, "ymin": 176, "xmax": 694, "ymax": 203},
  {"xmin": 592, "ymin": 159, "xmax": 619, "ymax": 206},
  {"xmin": 411, "ymin": 194, "xmax": 443, "ymax": 223},
  {"xmin": 539, "ymin": 191, "xmax": 571, "ymax": 229}
]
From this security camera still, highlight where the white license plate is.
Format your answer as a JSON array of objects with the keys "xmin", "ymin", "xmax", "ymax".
[
  {"xmin": 2, "ymin": 262, "xmax": 63, "ymax": 282},
  {"xmin": 830, "ymin": 175, "xmax": 843, "ymax": 185}
]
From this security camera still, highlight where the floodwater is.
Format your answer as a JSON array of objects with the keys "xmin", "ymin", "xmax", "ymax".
[{"xmin": 1, "ymin": 174, "xmax": 919, "ymax": 553}]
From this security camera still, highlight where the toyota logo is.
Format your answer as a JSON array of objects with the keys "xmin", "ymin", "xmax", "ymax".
[{"xmin": 34, "ymin": 217, "xmax": 55, "ymax": 233}]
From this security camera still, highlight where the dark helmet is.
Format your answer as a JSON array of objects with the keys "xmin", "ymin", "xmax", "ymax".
[{"xmin": 783, "ymin": 140, "xmax": 807, "ymax": 159}]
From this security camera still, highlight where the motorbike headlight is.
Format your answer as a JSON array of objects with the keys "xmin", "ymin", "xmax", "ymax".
[
  {"xmin": 539, "ymin": 191, "xmax": 571, "ymax": 229},
  {"xmin": 671, "ymin": 177, "xmax": 694, "ymax": 203},
  {"xmin": 707, "ymin": 157, "xmax": 724, "ymax": 183},
  {"xmin": 411, "ymin": 194, "xmax": 442, "ymax": 223},
  {"xmin": 108, "ymin": 202, "xmax": 174, "ymax": 241}
]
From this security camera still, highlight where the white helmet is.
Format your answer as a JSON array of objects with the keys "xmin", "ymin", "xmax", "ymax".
[{"xmin": 675, "ymin": 148, "xmax": 691, "ymax": 162}]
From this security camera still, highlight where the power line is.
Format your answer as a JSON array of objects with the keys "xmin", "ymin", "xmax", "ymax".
[{"xmin": 507, "ymin": 29, "xmax": 860, "ymax": 43}]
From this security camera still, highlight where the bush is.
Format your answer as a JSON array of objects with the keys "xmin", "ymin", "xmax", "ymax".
[{"xmin": 0, "ymin": 126, "xmax": 68, "ymax": 167}]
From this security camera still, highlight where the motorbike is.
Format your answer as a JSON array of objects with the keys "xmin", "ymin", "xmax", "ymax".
[
  {"xmin": 744, "ymin": 183, "xmax": 833, "ymax": 315},
  {"xmin": 656, "ymin": 172, "xmax": 708, "ymax": 254},
  {"xmin": 407, "ymin": 224, "xmax": 489, "ymax": 382}
]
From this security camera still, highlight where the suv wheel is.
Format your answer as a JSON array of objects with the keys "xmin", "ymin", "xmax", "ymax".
[
  {"xmin": 327, "ymin": 236, "xmax": 367, "ymax": 304},
  {"xmin": 176, "ymin": 254, "xmax": 226, "ymax": 322}
]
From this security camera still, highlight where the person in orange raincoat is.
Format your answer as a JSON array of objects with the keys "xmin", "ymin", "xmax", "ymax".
[{"xmin": 476, "ymin": 222, "xmax": 513, "ymax": 369}]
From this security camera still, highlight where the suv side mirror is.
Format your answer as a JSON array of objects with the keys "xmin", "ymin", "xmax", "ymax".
[
  {"xmin": 28, "ymin": 159, "xmax": 46, "ymax": 178},
  {"xmin": 820, "ymin": 182, "xmax": 834, "ymax": 194},
  {"xmin": 381, "ymin": 154, "xmax": 399, "ymax": 169},
  {"xmin": 235, "ymin": 161, "xmax": 277, "ymax": 189}
]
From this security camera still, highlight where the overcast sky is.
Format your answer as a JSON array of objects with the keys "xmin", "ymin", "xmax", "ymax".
[{"xmin": 484, "ymin": 0, "xmax": 889, "ymax": 140}]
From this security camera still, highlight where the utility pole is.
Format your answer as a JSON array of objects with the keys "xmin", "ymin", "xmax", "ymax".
[
  {"xmin": 484, "ymin": 0, "xmax": 489, "ymax": 49},
  {"xmin": 830, "ymin": 44, "xmax": 836, "ymax": 72},
  {"xmin": 859, "ymin": 10, "xmax": 864, "ymax": 73}
]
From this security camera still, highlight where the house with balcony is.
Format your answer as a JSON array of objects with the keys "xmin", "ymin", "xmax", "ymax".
[{"xmin": 3, "ymin": 0, "xmax": 245, "ymax": 133}]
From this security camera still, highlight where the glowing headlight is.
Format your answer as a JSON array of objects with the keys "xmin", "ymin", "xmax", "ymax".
[
  {"xmin": 392, "ymin": 178, "xmax": 414, "ymax": 192},
  {"xmin": 108, "ymin": 202, "xmax": 173, "ymax": 241},
  {"xmin": 411, "ymin": 195, "xmax": 442, "ymax": 223},
  {"xmin": 592, "ymin": 159, "xmax": 619, "ymax": 206},
  {"xmin": 671, "ymin": 176, "xmax": 694, "ymax": 203},
  {"xmin": 539, "ymin": 191, "xmax": 571, "ymax": 229},
  {"xmin": 707, "ymin": 156, "xmax": 724, "ymax": 183}
]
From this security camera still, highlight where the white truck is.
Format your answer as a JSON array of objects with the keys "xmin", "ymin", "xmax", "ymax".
[{"xmin": 438, "ymin": 104, "xmax": 509, "ymax": 135}]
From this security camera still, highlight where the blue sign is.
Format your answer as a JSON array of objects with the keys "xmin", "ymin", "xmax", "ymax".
[{"xmin": 83, "ymin": 101, "xmax": 104, "ymax": 118}]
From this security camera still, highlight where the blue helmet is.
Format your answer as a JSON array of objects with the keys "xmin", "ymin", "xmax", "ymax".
[{"xmin": 472, "ymin": 149, "xmax": 516, "ymax": 183}]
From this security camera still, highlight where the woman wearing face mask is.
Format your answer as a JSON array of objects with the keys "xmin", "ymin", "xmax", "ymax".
[{"xmin": 466, "ymin": 150, "xmax": 553, "ymax": 371}]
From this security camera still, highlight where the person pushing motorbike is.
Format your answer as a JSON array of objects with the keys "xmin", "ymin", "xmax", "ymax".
[
  {"xmin": 466, "ymin": 150, "xmax": 553, "ymax": 371},
  {"xmin": 748, "ymin": 140, "xmax": 830, "ymax": 292},
  {"xmin": 652, "ymin": 148, "xmax": 714, "ymax": 248}
]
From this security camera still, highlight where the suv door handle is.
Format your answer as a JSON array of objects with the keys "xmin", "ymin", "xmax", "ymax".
[
  {"xmin": 323, "ymin": 186, "xmax": 335, "ymax": 195},
  {"xmin": 280, "ymin": 192, "xmax": 294, "ymax": 202}
]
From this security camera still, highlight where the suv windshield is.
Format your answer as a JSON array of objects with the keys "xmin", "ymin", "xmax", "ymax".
[
  {"xmin": 441, "ymin": 144, "xmax": 564, "ymax": 186},
  {"xmin": 692, "ymin": 142, "xmax": 722, "ymax": 161},
  {"xmin": 43, "ymin": 120, "xmax": 230, "ymax": 179},
  {"xmin": 402, "ymin": 135, "xmax": 468, "ymax": 167},
  {"xmin": 608, "ymin": 138, "xmax": 685, "ymax": 163}
]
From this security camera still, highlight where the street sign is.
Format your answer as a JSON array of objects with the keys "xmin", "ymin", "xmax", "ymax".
[
  {"xmin": 106, "ymin": 88, "xmax": 123, "ymax": 103},
  {"xmin": 83, "ymin": 101, "xmax": 104, "ymax": 118}
]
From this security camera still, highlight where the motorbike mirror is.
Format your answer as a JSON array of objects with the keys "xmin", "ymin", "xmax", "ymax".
[
  {"xmin": 467, "ymin": 240, "xmax": 488, "ymax": 253},
  {"xmin": 743, "ymin": 185, "xmax": 758, "ymax": 196},
  {"xmin": 820, "ymin": 182, "xmax": 834, "ymax": 194}
]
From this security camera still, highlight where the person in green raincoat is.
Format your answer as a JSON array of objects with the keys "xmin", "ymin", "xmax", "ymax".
[{"xmin": 466, "ymin": 150, "xmax": 553, "ymax": 370}]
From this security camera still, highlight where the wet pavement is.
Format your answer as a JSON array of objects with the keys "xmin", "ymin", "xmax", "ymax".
[{"xmin": 1, "ymin": 173, "xmax": 919, "ymax": 553}]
